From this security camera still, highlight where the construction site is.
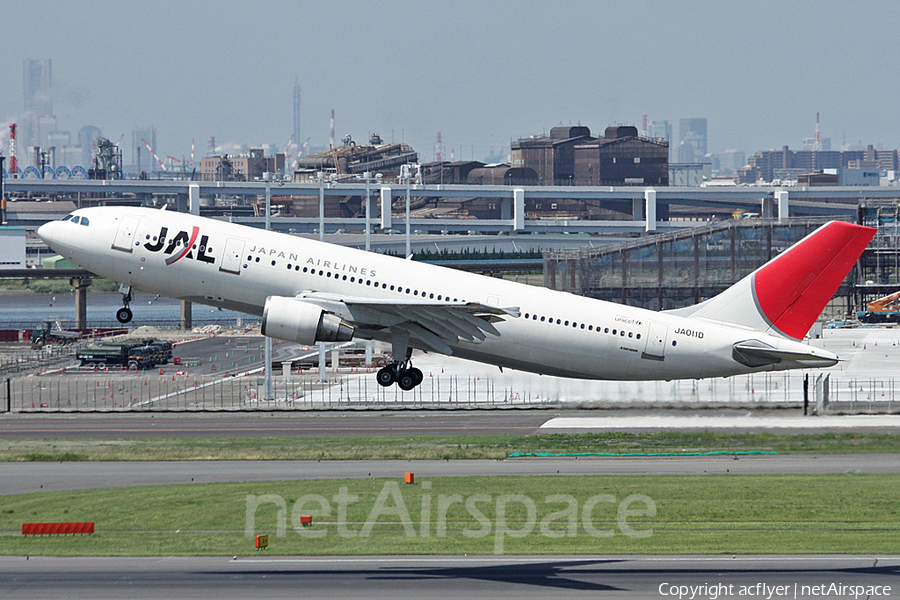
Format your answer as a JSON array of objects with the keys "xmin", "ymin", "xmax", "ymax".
[{"xmin": 542, "ymin": 204, "xmax": 900, "ymax": 320}]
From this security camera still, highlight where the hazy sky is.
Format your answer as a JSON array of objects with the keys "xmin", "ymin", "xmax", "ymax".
[{"xmin": 2, "ymin": 0, "xmax": 899, "ymax": 163}]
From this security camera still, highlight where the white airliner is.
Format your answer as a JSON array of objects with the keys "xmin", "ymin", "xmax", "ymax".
[{"xmin": 37, "ymin": 206, "xmax": 875, "ymax": 390}]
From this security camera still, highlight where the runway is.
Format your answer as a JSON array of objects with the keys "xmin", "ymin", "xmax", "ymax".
[
  {"xmin": 0, "ymin": 555, "xmax": 895, "ymax": 599},
  {"xmin": 4, "ymin": 409, "xmax": 899, "ymax": 439},
  {"xmin": 0, "ymin": 411, "xmax": 550, "ymax": 439},
  {"xmin": 3, "ymin": 454, "xmax": 899, "ymax": 495}
]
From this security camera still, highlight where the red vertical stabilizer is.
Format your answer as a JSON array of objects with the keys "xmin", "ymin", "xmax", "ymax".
[{"xmin": 753, "ymin": 221, "xmax": 875, "ymax": 339}]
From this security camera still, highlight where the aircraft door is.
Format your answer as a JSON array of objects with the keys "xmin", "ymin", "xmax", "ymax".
[
  {"xmin": 111, "ymin": 216, "xmax": 141, "ymax": 252},
  {"xmin": 642, "ymin": 321, "xmax": 668, "ymax": 361},
  {"xmin": 219, "ymin": 237, "xmax": 246, "ymax": 274}
]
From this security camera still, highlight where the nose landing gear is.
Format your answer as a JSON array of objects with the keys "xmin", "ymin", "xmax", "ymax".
[{"xmin": 116, "ymin": 286, "xmax": 134, "ymax": 324}]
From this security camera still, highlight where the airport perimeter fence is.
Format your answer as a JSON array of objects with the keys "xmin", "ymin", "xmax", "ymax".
[{"xmin": 4, "ymin": 368, "xmax": 899, "ymax": 413}]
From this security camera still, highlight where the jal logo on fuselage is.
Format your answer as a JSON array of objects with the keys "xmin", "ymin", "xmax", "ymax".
[{"xmin": 144, "ymin": 226, "xmax": 215, "ymax": 266}]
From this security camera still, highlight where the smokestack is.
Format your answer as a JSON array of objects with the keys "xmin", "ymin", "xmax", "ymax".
[
  {"xmin": 330, "ymin": 109, "xmax": 335, "ymax": 150},
  {"xmin": 9, "ymin": 123, "xmax": 17, "ymax": 178},
  {"xmin": 814, "ymin": 112, "xmax": 821, "ymax": 151}
]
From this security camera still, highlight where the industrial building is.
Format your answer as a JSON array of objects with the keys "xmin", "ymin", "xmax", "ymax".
[
  {"xmin": 738, "ymin": 145, "xmax": 900, "ymax": 183},
  {"xmin": 510, "ymin": 126, "xmax": 592, "ymax": 185},
  {"xmin": 200, "ymin": 149, "xmax": 285, "ymax": 182},
  {"xmin": 543, "ymin": 218, "xmax": 859, "ymax": 314},
  {"xmin": 858, "ymin": 200, "xmax": 900, "ymax": 307},
  {"xmin": 292, "ymin": 136, "xmax": 417, "ymax": 182},
  {"xmin": 511, "ymin": 125, "xmax": 668, "ymax": 186},
  {"xmin": 573, "ymin": 126, "xmax": 668, "ymax": 186}
]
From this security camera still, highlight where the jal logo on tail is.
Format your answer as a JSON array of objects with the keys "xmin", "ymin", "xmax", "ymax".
[{"xmin": 144, "ymin": 226, "xmax": 216, "ymax": 266}]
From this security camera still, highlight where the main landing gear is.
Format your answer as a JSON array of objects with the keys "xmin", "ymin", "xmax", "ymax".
[
  {"xmin": 116, "ymin": 286, "xmax": 134, "ymax": 324},
  {"xmin": 376, "ymin": 361, "xmax": 424, "ymax": 391},
  {"xmin": 376, "ymin": 334, "xmax": 424, "ymax": 391}
]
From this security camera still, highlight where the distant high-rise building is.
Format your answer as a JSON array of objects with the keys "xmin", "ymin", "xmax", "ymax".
[
  {"xmin": 78, "ymin": 126, "xmax": 102, "ymax": 167},
  {"xmin": 647, "ymin": 120, "xmax": 673, "ymax": 161},
  {"xmin": 803, "ymin": 137, "xmax": 831, "ymax": 152},
  {"xmin": 293, "ymin": 78, "xmax": 301, "ymax": 153},
  {"xmin": 715, "ymin": 149, "xmax": 746, "ymax": 176},
  {"xmin": 132, "ymin": 125, "xmax": 157, "ymax": 172},
  {"xmin": 21, "ymin": 59, "xmax": 54, "ymax": 157},
  {"xmin": 23, "ymin": 59, "xmax": 52, "ymax": 116},
  {"xmin": 677, "ymin": 118, "xmax": 708, "ymax": 163}
]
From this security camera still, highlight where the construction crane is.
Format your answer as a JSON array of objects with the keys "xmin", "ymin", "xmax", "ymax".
[
  {"xmin": 858, "ymin": 291, "xmax": 900, "ymax": 323},
  {"xmin": 290, "ymin": 137, "xmax": 311, "ymax": 171},
  {"xmin": 141, "ymin": 139, "xmax": 168, "ymax": 172}
]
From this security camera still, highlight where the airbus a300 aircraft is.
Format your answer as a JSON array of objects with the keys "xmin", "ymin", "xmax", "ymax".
[{"xmin": 38, "ymin": 206, "xmax": 875, "ymax": 390}]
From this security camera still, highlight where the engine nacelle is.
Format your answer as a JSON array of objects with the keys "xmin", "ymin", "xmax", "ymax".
[{"xmin": 261, "ymin": 296, "xmax": 354, "ymax": 345}]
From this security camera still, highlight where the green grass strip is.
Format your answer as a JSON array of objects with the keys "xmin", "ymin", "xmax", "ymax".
[
  {"xmin": 508, "ymin": 450, "xmax": 780, "ymax": 457},
  {"xmin": 1, "ymin": 473, "xmax": 898, "ymax": 556},
  {"xmin": 2, "ymin": 431, "xmax": 899, "ymax": 462}
]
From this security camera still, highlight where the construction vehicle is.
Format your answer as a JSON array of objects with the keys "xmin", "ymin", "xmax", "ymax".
[
  {"xmin": 30, "ymin": 319, "xmax": 81, "ymax": 348},
  {"xmin": 858, "ymin": 291, "xmax": 900, "ymax": 323},
  {"xmin": 77, "ymin": 341, "xmax": 158, "ymax": 369},
  {"xmin": 147, "ymin": 340, "xmax": 173, "ymax": 364}
]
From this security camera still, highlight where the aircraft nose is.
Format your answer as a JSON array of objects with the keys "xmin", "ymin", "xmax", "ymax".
[{"xmin": 37, "ymin": 221, "xmax": 58, "ymax": 246}]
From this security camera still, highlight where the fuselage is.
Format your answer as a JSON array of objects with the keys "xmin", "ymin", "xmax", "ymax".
[{"xmin": 37, "ymin": 206, "xmax": 837, "ymax": 381}]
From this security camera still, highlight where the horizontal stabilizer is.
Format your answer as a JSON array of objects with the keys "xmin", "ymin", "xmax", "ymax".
[{"xmin": 732, "ymin": 339, "xmax": 838, "ymax": 369}]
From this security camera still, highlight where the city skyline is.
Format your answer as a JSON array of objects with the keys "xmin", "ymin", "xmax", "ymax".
[{"xmin": 2, "ymin": 1, "xmax": 899, "ymax": 166}]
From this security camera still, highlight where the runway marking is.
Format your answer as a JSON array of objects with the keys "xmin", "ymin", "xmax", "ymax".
[
  {"xmin": 541, "ymin": 415, "xmax": 900, "ymax": 429},
  {"xmin": 232, "ymin": 555, "xmax": 891, "ymax": 564}
]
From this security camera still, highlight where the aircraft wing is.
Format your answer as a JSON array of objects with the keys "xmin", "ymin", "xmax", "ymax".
[{"xmin": 294, "ymin": 291, "xmax": 520, "ymax": 354}]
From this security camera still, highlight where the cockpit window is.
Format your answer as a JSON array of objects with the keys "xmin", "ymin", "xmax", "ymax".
[
  {"xmin": 61, "ymin": 214, "xmax": 74, "ymax": 222},
  {"xmin": 80, "ymin": 217, "xmax": 89, "ymax": 226}
]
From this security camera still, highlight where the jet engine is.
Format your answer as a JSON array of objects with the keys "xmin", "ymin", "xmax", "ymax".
[{"xmin": 261, "ymin": 296, "xmax": 354, "ymax": 345}]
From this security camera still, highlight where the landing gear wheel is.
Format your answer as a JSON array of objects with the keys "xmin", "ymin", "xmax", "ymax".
[
  {"xmin": 116, "ymin": 307, "xmax": 133, "ymax": 323},
  {"xmin": 376, "ymin": 366, "xmax": 396, "ymax": 387},
  {"xmin": 397, "ymin": 369, "xmax": 418, "ymax": 391},
  {"xmin": 408, "ymin": 367, "xmax": 423, "ymax": 387}
]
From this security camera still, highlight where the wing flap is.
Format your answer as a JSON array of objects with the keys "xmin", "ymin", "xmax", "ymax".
[{"xmin": 295, "ymin": 291, "xmax": 518, "ymax": 354}]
